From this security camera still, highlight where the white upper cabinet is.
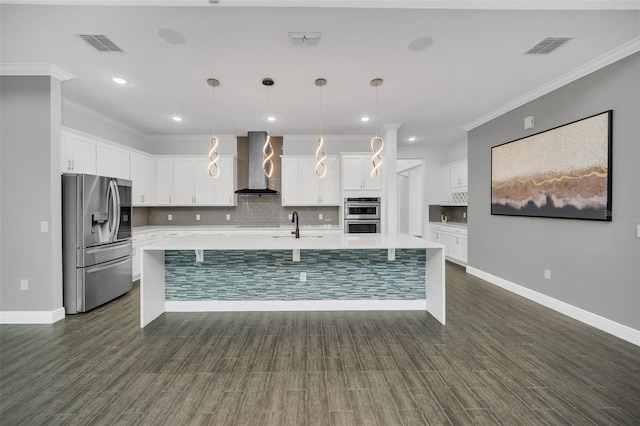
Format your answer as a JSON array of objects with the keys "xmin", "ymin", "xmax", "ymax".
[
  {"xmin": 97, "ymin": 143, "xmax": 130, "ymax": 179},
  {"xmin": 450, "ymin": 160, "xmax": 468, "ymax": 189},
  {"xmin": 155, "ymin": 158, "xmax": 173, "ymax": 205},
  {"xmin": 61, "ymin": 131, "xmax": 97, "ymax": 174},
  {"xmin": 441, "ymin": 159, "xmax": 468, "ymax": 205},
  {"xmin": 130, "ymin": 152, "xmax": 155, "ymax": 206},
  {"xmin": 155, "ymin": 156, "xmax": 237, "ymax": 206},
  {"xmin": 342, "ymin": 154, "xmax": 381, "ymax": 191},
  {"xmin": 281, "ymin": 156, "xmax": 340, "ymax": 206}
]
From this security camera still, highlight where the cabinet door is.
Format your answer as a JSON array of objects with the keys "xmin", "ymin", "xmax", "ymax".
[
  {"xmin": 193, "ymin": 159, "xmax": 215, "ymax": 205},
  {"xmin": 459, "ymin": 236, "xmax": 468, "ymax": 264},
  {"xmin": 362, "ymin": 156, "xmax": 382, "ymax": 190},
  {"xmin": 280, "ymin": 157, "xmax": 299, "ymax": 206},
  {"xmin": 440, "ymin": 166, "xmax": 451, "ymax": 204},
  {"xmin": 450, "ymin": 161, "xmax": 468, "ymax": 188},
  {"xmin": 155, "ymin": 159, "xmax": 173, "ymax": 205},
  {"xmin": 172, "ymin": 159, "xmax": 195, "ymax": 205},
  {"xmin": 62, "ymin": 133, "xmax": 97, "ymax": 174},
  {"xmin": 130, "ymin": 152, "xmax": 152, "ymax": 205},
  {"xmin": 318, "ymin": 156, "xmax": 340, "ymax": 205},
  {"xmin": 447, "ymin": 234, "xmax": 460, "ymax": 261},
  {"xmin": 97, "ymin": 144, "xmax": 130, "ymax": 179},
  {"xmin": 299, "ymin": 158, "xmax": 321, "ymax": 205},
  {"xmin": 342, "ymin": 156, "xmax": 364, "ymax": 190},
  {"xmin": 213, "ymin": 157, "xmax": 236, "ymax": 206}
]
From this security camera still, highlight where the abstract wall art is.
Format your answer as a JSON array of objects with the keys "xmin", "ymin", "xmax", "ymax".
[{"xmin": 491, "ymin": 110, "xmax": 612, "ymax": 221}]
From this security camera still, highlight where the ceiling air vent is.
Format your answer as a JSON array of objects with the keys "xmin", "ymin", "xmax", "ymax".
[
  {"xmin": 79, "ymin": 35, "xmax": 123, "ymax": 52},
  {"xmin": 525, "ymin": 37, "xmax": 572, "ymax": 54},
  {"xmin": 289, "ymin": 32, "xmax": 321, "ymax": 47}
]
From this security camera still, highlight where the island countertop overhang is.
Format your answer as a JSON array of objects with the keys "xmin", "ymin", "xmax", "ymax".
[{"xmin": 142, "ymin": 232, "xmax": 444, "ymax": 251}]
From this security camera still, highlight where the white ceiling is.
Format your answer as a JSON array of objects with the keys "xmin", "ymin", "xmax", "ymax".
[{"xmin": 1, "ymin": 1, "xmax": 639, "ymax": 147}]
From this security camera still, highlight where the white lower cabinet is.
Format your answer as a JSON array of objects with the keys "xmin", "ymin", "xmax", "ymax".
[{"xmin": 430, "ymin": 224, "xmax": 467, "ymax": 264}]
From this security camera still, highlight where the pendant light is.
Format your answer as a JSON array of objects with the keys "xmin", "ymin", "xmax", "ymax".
[
  {"xmin": 314, "ymin": 78, "xmax": 327, "ymax": 178},
  {"xmin": 370, "ymin": 78, "xmax": 384, "ymax": 178},
  {"xmin": 207, "ymin": 78, "xmax": 220, "ymax": 178},
  {"xmin": 262, "ymin": 78, "xmax": 275, "ymax": 178}
]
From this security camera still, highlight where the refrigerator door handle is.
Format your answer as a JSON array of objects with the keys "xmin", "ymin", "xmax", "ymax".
[
  {"xmin": 85, "ymin": 240, "xmax": 131, "ymax": 255},
  {"xmin": 113, "ymin": 179, "xmax": 122, "ymax": 240}
]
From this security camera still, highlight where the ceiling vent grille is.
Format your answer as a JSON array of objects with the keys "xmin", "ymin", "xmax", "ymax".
[
  {"xmin": 79, "ymin": 35, "xmax": 123, "ymax": 52},
  {"xmin": 289, "ymin": 32, "xmax": 321, "ymax": 47},
  {"xmin": 525, "ymin": 37, "xmax": 572, "ymax": 54}
]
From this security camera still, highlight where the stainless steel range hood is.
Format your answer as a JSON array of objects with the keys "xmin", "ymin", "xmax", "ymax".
[{"xmin": 235, "ymin": 132, "xmax": 280, "ymax": 195}]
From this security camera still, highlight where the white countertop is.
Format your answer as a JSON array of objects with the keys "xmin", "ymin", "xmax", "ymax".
[
  {"xmin": 430, "ymin": 222, "xmax": 467, "ymax": 229},
  {"xmin": 134, "ymin": 224, "xmax": 342, "ymax": 234},
  {"xmin": 142, "ymin": 232, "xmax": 443, "ymax": 251}
]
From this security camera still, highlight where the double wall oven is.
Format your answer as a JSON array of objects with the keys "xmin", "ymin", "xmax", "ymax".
[{"xmin": 344, "ymin": 197, "xmax": 381, "ymax": 233}]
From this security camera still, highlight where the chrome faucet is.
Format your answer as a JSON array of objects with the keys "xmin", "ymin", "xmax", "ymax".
[{"xmin": 291, "ymin": 211, "xmax": 300, "ymax": 239}]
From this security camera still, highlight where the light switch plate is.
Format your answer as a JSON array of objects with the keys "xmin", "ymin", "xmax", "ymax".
[
  {"xmin": 226, "ymin": 214, "xmax": 231, "ymax": 221},
  {"xmin": 637, "ymin": 224, "xmax": 640, "ymax": 238},
  {"xmin": 196, "ymin": 214, "xmax": 201, "ymax": 221},
  {"xmin": 524, "ymin": 115, "xmax": 535, "ymax": 130},
  {"xmin": 40, "ymin": 221, "xmax": 48, "ymax": 232},
  {"xmin": 20, "ymin": 279, "xmax": 28, "ymax": 290},
  {"xmin": 168, "ymin": 214, "xmax": 172, "ymax": 221},
  {"xmin": 319, "ymin": 213, "xmax": 323, "ymax": 220},
  {"xmin": 544, "ymin": 269, "xmax": 551, "ymax": 280}
]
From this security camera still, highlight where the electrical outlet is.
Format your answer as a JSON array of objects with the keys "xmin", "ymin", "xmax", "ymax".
[
  {"xmin": 40, "ymin": 221, "xmax": 48, "ymax": 232},
  {"xmin": 544, "ymin": 269, "xmax": 551, "ymax": 280},
  {"xmin": 226, "ymin": 214, "xmax": 231, "ymax": 221},
  {"xmin": 463, "ymin": 212, "xmax": 466, "ymax": 219},
  {"xmin": 20, "ymin": 279, "xmax": 28, "ymax": 291},
  {"xmin": 299, "ymin": 272, "xmax": 307, "ymax": 282},
  {"xmin": 288, "ymin": 214, "xmax": 293, "ymax": 220},
  {"xmin": 196, "ymin": 214, "xmax": 201, "ymax": 221},
  {"xmin": 168, "ymin": 214, "xmax": 173, "ymax": 221},
  {"xmin": 637, "ymin": 224, "xmax": 640, "ymax": 238},
  {"xmin": 318, "ymin": 213, "xmax": 323, "ymax": 220}
]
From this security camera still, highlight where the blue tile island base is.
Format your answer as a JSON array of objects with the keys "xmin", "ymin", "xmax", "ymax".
[
  {"xmin": 165, "ymin": 249, "xmax": 426, "ymax": 301},
  {"xmin": 139, "ymin": 233, "xmax": 445, "ymax": 327}
]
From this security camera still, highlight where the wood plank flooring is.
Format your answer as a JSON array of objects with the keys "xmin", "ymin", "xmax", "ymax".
[{"xmin": 1, "ymin": 262, "xmax": 639, "ymax": 425}]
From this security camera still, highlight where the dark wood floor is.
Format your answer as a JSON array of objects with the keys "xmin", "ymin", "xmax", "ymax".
[{"xmin": 1, "ymin": 263, "xmax": 639, "ymax": 425}]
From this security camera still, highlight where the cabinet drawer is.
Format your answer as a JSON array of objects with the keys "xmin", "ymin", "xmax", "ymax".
[
  {"xmin": 133, "ymin": 233, "xmax": 147, "ymax": 244},
  {"xmin": 448, "ymin": 227, "xmax": 468, "ymax": 236},
  {"xmin": 161, "ymin": 230, "xmax": 185, "ymax": 238},
  {"xmin": 432, "ymin": 225, "xmax": 448, "ymax": 232},
  {"xmin": 146, "ymin": 232, "xmax": 159, "ymax": 241}
]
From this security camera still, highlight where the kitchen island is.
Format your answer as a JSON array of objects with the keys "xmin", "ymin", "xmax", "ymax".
[{"xmin": 140, "ymin": 233, "xmax": 445, "ymax": 327}]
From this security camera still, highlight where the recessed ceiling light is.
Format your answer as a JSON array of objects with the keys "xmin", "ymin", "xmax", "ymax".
[
  {"xmin": 172, "ymin": 116, "xmax": 183, "ymax": 122},
  {"xmin": 361, "ymin": 116, "xmax": 370, "ymax": 122},
  {"xmin": 267, "ymin": 116, "xmax": 276, "ymax": 122},
  {"xmin": 112, "ymin": 76, "xmax": 128, "ymax": 85},
  {"xmin": 408, "ymin": 137, "xmax": 416, "ymax": 142}
]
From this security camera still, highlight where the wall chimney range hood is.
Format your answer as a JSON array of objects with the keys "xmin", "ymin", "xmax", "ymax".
[{"xmin": 235, "ymin": 131, "xmax": 279, "ymax": 195}]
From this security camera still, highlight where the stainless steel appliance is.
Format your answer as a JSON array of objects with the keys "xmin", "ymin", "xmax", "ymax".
[
  {"xmin": 344, "ymin": 197, "xmax": 381, "ymax": 233},
  {"xmin": 62, "ymin": 173, "xmax": 133, "ymax": 314}
]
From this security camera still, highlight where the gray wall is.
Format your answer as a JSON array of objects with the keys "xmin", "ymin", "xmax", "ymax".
[
  {"xmin": 1, "ymin": 76, "xmax": 63, "ymax": 312},
  {"xmin": 468, "ymin": 53, "xmax": 640, "ymax": 330}
]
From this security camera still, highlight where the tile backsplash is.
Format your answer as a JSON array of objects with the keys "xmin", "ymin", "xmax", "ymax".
[
  {"xmin": 139, "ymin": 196, "xmax": 339, "ymax": 227},
  {"xmin": 429, "ymin": 204, "xmax": 467, "ymax": 223}
]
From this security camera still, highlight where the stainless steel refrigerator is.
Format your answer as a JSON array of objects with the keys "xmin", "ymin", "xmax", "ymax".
[{"xmin": 62, "ymin": 173, "xmax": 133, "ymax": 314}]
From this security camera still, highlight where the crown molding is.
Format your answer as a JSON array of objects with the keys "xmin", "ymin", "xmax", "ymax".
[
  {"xmin": 463, "ymin": 36, "xmax": 640, "ymax": 132},
  {"xmin": 146, "ymin": 134, "xmax": 237, "ymax": 145},
  {"xmin": 284, "ymin": 135, "xmax": 373, "ymax": 144},
  {"xmin": 3, "ymin": 1, "xmax": 639, "ymax": 10},
  {"xmin": 62, "ymin": 97, "xmax": 145, "ymax": 138},
  {"xmin": 0, "ymin": 63, "xmax": 74, "ymax": 81}
]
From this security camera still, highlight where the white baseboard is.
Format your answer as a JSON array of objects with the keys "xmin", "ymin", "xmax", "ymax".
[
  {"xmin": 0, "ymin": 307, "xmax": 66, "ymax": 324},
  {"xmin": 466, "ymin": 266, "xmax": 640, "ymax": 347},
  {"xmin": 166, "ymin": 299, "xmax": 426, "ymax": 312}
]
